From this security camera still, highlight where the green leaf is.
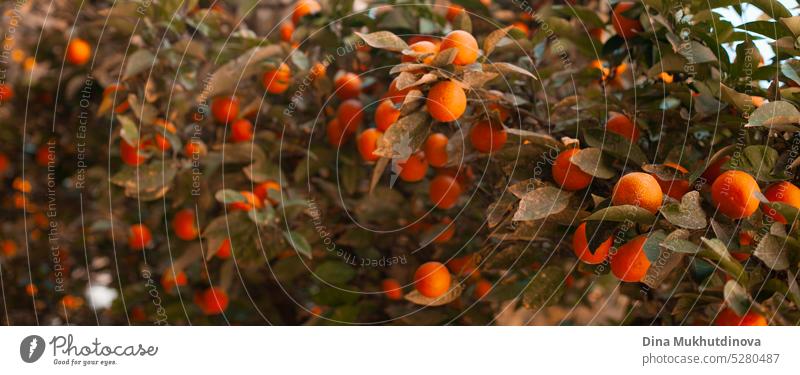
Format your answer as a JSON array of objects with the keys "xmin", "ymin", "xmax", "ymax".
[
  {"xmin": 215, "ymin": 189, "xmax": 246, "ymax": 205},
  {"xmin": 483, "ymin": 26, "xmax": 513, "ymax": 57},
  {"xmin": 118, "ymin": 115, "xmax": 139, "ymax": 145},
  {"xmin": 314, "ymin": 260, "xmax": 355, "ymax": 284},
  {"xmin": 373, "ymin": 111, "xmax": 430, "ymax": 158},
  {"xmin": 123, "ymin": 49, "xmax": 155, "ymax": 80},
  {"xmin": 660, "ymin": 191, "xmax": 708, "ymax": 230},
  {"xmin": 746, "ymin": 101, "xmax": 800, "ymax": 131},
  {"xmin": 354, "ymin": 31, "xmax": 408, "ymax": 52},
  {"xmin": 522, "ymin": 265, "xmax": 565, "ymax": 310},
  {"xmin": 569, "ymin": 147, "xmax": 616, "ymax": 179},
  {"xmin": 582, "ymin": 128, "xmax": 647, "ymax": 166},
  {"xmin": 723, "ymin": 280, "xmax": 752, "ymax": 317},
  {"xmin": 512, "ymin": 186, "xmax": 571, "ymax": 221},
  {"xmin": 284, "ymin": 230, "xmax": 312, "ymax": 259},
  {"xmin": 584, "ymin": 205, "xmax": 657, "ymax": 224},
  {"xmin": 753, "ymin": 234, "xmax": 790, "ymax": 270}
]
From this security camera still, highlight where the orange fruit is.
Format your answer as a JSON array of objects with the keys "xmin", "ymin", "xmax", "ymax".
[
  {"xmin": 61, "ymin": 295, "xmax": 84, "ymax": 310},
  {"xmin": 572, "ymin": 222, "xmax": 612, "ymax": 264},
  {"xmin": 439, "ymin": 30, "xmax": 479, "ymax": 65},
  {"xmin": 381, "ymin": 278, "xmax": 403, "ymax": 300},
  {"xmin": 211, "ymin": 96, "xmax": 239, "ymax": 124},
  {"xmin": 195, "ymin": 287, "xmax": 229, "ymax": 315},
  {"xmin": 447, "ymin": 255, "xmax": 477, "ymax": 277},
  {"xmin": 762, "ymin": 181, "xmax": 800, "ymax": 223},
  {"xmin": 611, "ymin": 2, "xmax": 642, "ymax": 39},
  {"xmin": 254, "ymin": 181, "xmax": 281, "ymax": 205},
  {"xmin": 652, "ymin": 162, "xmax": 690, "ymax": 200},
  {"xmin": 399, "ymin": 152, "xmax": 429, "ymax": 182},
  {"xmin": 413, "ymin": 261, "xmax": 451, "ymax": 298},
  {"xmin": 657, "ymin": 71, "xmax": 674, "ymax": 84},
  {"xmin": 229, "ymin": 191, "xmax": 264, "ymax": 211},
  {"xmin": 262, "ymin": 63, "xmax": 292, "ymax": 94},
  {"xmin": 0, "ymin": 153, "xmax": 9, "ymax": 174},
  {"xmin": 216, "ymin": 239, "xmax": 232, "ymax": 259},
  {"xmin": 610, "ymin": 234, "xmax": 650, "ymax": 282},
  {"xmin": 103, "ymin": 84, "xmax": 131, "ymax": 114},
  {"xmin": 36, "ymin": 143, "xmax": 54, "ymax": 167},
  {"xmin": 445, "ymin": 4, "xmax": 465, "ymax": 22},
  {"xmin": 427, "ymin": 80, "xmax": 467, "ymax": 122},
  {"xmin": 230, "ymin": 119, "xmax": 254, "ymax": 143},
  {"xmin": 606, "ymin": 113, "xmax": 640, "ymax": 142},
  {"xmin": 612, "ymin": 172, "xmax": 663, "ymax": 213},
  {"xmin": 590, "ymin": 59, "xmax": 610, "ymax": 80},
  {"xmin": 326, "ymin": 119, "xmax": 350, "ymax": 147},
  {"xmin": 161, "ymin": 271, "xmax": 188, "ymax": 292},
  {"xmin": 66, "ymin": 38, "xmax": 91, "ymax": 65},
  {"xmin": 183, "ymin": 139, "xmax": 207, "ymax": 158},
  {"xmin": 714, "ymin": 307, "xmax": 768, "ymax": 326},
  {"xmin": 424, "ymin": 133, "xmax": 449, "ymax": 168},
  {"xmin": 386, "ymin": 78, "xmax": 411, "ymax": 104},
  {"xmin": 487, "ymin": 102, "xmax": 510, "ymax": 122},
  {"xmin": 375, "ymin": 99, "xmax": 400, "ymax": 132},
  {"xmin": 292, "ymin": 0, "xmax": 321, "ymax": 23},
  {"xmin": 357, "ymin": 128, "xmax": 383, "ymax": 162},
  {"xmin": 25, "ymin": 283, "xmax": 38, "ymax": 296},
  {"xmin": 0, "ymin": 83, "xmax": 14, "ymax": 102},
  {"xmin": 153, "ymin": 119, "xmax": 176, "ymax": 151},
  {"xmin": 473, "ymin": 279, "xmax": 492, "ymax": 299},
  {"xmin": 402, "ymin": 41, "xmax": 438, "ymax": 64},
  {"xmin": 309, "ymin": 62, "xmax": 327, "ymax": 80},
  {"xmin": 711, "ymin": 170, "xmax": 760, "ymax": 219},
  {"xmin": 337, "ymin": 99, "xmax": 364, "ymax": 134},
  {"xmin": 334, "ymin": 71, "xmax": 362, "ymax": 100},
  {"xmin": 751, "ymin": 96, "xmax": 765, "ymax": 107},
  {"xmin": 552, "ymin": 148, "xmax": 592, "ymax": 191},
  {"xmin": 121, "ymin": 139, "xmax": 146, "ymax": 166},
  {"xmin": 702, "ymin": 155, "xmax": 730, "ymax": 184},
  {"xmin": 429, "ymin": 174, "xmax": 462, "ymax": 209},
  {"xmin": 128, "ymin": 224, "xmax": 153, "ymax": 250},
  {"xmin": 1, "ymin": 240, "xmax": 17, "ymax": 257},
  {"xmin": 469, "ymin": 120, "xmax": 507, "ymax": 153},
  {"xmin": 432, "ymin": 217, "xmax": 455, "ymax": 243},
  {"xmin": 172, "ymin": 208, "xmax": 198, "ymax": 241},
  {"xmin": 589, "ymin": 27, "xmax": 605, "ymax": 40},
  {"xmin": 280, "ymin": 22, "xmax": 294, "ymax": 42},
  {"xmin": 512, "ymin": 22, "xmax": 530, "ymax": 37}
]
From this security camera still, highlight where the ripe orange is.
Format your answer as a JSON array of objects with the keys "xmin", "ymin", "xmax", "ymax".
[
  {"xmin": 211, "ymin": 96, "xmax": 240, "ymax": 124},
  {"xmin": 445, "ymin": 4, "xmax": 465, "ymax": 22},
  {"xmin": 447, "ymin": 255, "xmax": 477, "ymax": 277},
  {"xmin": 66, "ymin": 38, "xmax": 91, "ymax": 65},
  {"xmin": 326, "ymin": 118, "xmax": 350, "ymax": 147},
  {"xmin": 0, "ymin": 153, "xmax": 9, "ymax": 174},
  {"xmin": 121, "ymin": 139, "xmax": 146, "ymax": 166},
  {"xmin": 612, "ymin": 172, "xmax": 663, "ymax": 213},
  {"xmin": 0, "ymin": 83, "xmax": 14, "ymax": 102},
  {"xmin": 429, "ymin": 174, "xmax": 462, "ymax": 209},
  {"xmin": 427, "ymin": 80, "xmax": 467, "ymax": 122},
  {"xmin": 424, "ymin": 133, "xmax": 449, "ymax": 168},
  {"xmin": 25, "ymin": 283, "xmax": 38, "ymax": 296},
  {"xmin": 254, "ymin": 181, "xmax": 281, "ymax": 205},
  {"xmin": 469, "ymin": 120, "xmax": 507, "ymax": 153},
  {"xmin": 711, "ymin": 170, "xmax": 760, "ymax": 219},
  {"xmin": 414, "ymin": 261, "xmax": 452, "ymax": 298},
  {"xmin": 1, "ymin": 240, "xmax": 17, "ymax": 257},
  {"xmin": 61, "ymin": 295, "xmax": 84, "ymax": 310},
  {"xmin": 386, "ymin": 78, "xmax": 411, "ymax": 104},
  {"xmin": 216, "ymin": 239, "xmax": 232, "ymax": 259},
  {"xmin": 657, "ymin": 72, "xmax": 674, "ymax": 84},
  {"xmin": 374, "ymin": 99, "xmax": 400, "ymax": 132},
  {"xmin": 229, "ymin": 191, "xmax": 264, "ymax": 211},
  {"xmin": 334, "ymin": 71, "xmax": 362, "ymax": 100},
  {"xmin": 280, "ymin": 22, "xmax": 294, "ymax": 42},
  {"xmin": 439, "ymin": 30, "xmax": 479, "ymax": 65},
  {"xmin": 432, "ymin": 217, "xmax": 455, "ymax": 244},
  {"xmin": 161, "ymin": 270, "xmax": 187, "ymax": 292},
  {"xmin": 715, "ymin": 307, "xmax": 768, "ymax": 326},
  {"xmin": 195, "ymin": 287, "xmax": 229, "ymax": 315},
  {"xmin": 128, "ymin": 224, "xmax": 153, "ymax": 250},
  {"xmin": 103, "ymin": 84, "xmax": 131, "ymax": 114},
  {"xmin": 487, "ymin": 102, "xmax": 510, "ymax": 122},
  {"xmin": 357, "ymin": 128, "xmax": 383, "ymax": 162},
  {"xmin": 337, "ymin": 99, "xmax": 364, "ymax": 134},
  {"xmin": 611, "ymin": 2, "xmax": 642, "ymax": 39},
  {"xmin": 399, "ymin": 152, "xmax": 429, "ymax": 182},
  {"xmin": 262, "ymin": 63, "xmax": 292, "ymax": 94},
  {"xmin": 184, "ymin": 139, "xmax": 207, "ymax": 158},
  {"xmin": 172, "ymin": 208, "xmax": 198, "ymax": 241},
  {"xmin": 652, "ymin": 162, "xmax": 690, "ymax": 200},
  {"xmin": 292, "ymin": 0, "xmax": 321, "ymax": 23},
  {"xmin": 762, "ymin": 181, "xmax": 800, "ymax": 223},
  {"xmin": 402, "ymin": 41, "xmax": 438, "ymax": 64},
  {"xmin": 309, "ymin": 62, "xmax": 327, "ymax": 80},
  {"xmin": 36, "ymin": 143, "xmax": 54, "ymax": 167},
  {"xmin": 473, "ymin": 279, "xmax": 492, "ymax": 299},
  {"xmin": 572, "ymin": 222, "xmax": 612, "ymax": 264},
  {"xmin": 590, "ymin": 59, "xmax": 610, "ymax": 80},
  {"xmin": 606, "ymin": 113, "xmax": 640, "ymax": 142},
  {"xmin": 512, "ymin": 22, "xmax": 530, "ymax": 37},
  {"xmin": 610, "ymin": 234, "xmax": 650, "ymax": 282},
  {"xmin": 381, "ymin": 278, "xmax": 403, "ymax": 300},
  {"xmin": 552, "ymin": 148, "xmax": 592, "ymax": 191},
  {"xmin": 230, "ymin": 119, "xmax": 254, "ymax": 143}
]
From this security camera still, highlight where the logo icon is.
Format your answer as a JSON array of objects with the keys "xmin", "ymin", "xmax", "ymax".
[{"xmin": 20, "ymin": 335, "xmax": 45, "ymax": 363}]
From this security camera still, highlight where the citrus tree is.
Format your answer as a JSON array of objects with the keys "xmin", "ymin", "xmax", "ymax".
[{"xmin": 1, "ymin": 0, "xmax": 800, "ymax": 325}]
